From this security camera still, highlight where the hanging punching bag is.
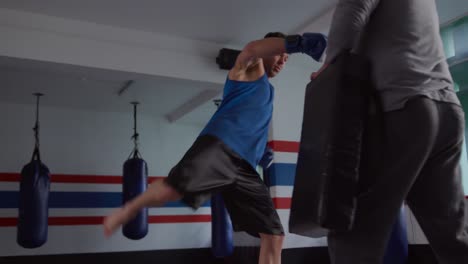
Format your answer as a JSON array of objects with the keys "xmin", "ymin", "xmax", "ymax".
[
  {"xmin": 210, "ymin": 99, "xmax": 234, "ymax": 258},
  {"xmin": 17, "ymin": 93, "xmax": 50, "ymax": 248},
  {"xmin": 383, "ymin": 205, "xmax": 408, "ymax": 264},
  {"xmin": 211, "ymin": 193, "xmax": 234, "ymax": 258},
  {"xmin": 122, "ymin": 102, "xmax": 148, "ymax": 240}
]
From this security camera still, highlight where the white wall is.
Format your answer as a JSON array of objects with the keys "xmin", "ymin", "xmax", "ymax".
[
  {"xmin": 0, "ymin": 103, "xmax": 204, "ymax": 176},
  {"xmin": 270, "ymin": 56, "xmax": 321, "ymax": 141}
]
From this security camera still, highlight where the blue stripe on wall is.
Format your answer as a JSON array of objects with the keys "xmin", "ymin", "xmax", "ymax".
[
  {"xmin": 0, "ymin": 191, "xmax": 210, "ymax": 208},
  {"xmin": 267, "ymin": 163, "xmax": 296, "ymax": 186},
  {"xmin": 0, "ymin": 162, "xmax": 298, "ymax": 209}
]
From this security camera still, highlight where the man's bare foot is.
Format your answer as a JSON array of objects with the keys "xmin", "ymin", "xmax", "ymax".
[{"xmin": 103, "ymin": 207, "xmax": 131, "ymax": 237}]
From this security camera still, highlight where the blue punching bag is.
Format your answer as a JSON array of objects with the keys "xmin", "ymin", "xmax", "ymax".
[
  {"xmin": 384, "ymin": 205, "xmax": 408, "ymax": 264},
  {"xmin": 17, "ymin": 93, "xmax": 50, "ymax": 248},
  {"xmin": 211, "ymin": 193, "xmax": 234, "ymax": 257},
  {"xmin": 210, "ymin": 99, "xmax": 234, "ymax": 257},
  {"xmin": 122, "ymin": 102, "xmax": 148, "ymax": 240}
]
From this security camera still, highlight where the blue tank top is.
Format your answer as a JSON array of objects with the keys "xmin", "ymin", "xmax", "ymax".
[{"xmin": 200, "ymin": 74, "xmax": 274, "ymax": 169}]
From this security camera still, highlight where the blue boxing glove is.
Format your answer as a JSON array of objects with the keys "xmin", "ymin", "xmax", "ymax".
[
  {"xmin": 259, "ymin": 146, "xmax": 274, "ymax": 169},
  {"xmin": 285, "ymin": 33, "xmax": 327, "ymax": 61}
]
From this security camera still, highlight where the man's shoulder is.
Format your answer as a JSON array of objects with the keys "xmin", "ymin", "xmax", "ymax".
[
  {"xmin": 227, "ymin": 73, "xmax": 268, "ymax": 83},
  {"xmin": 228, "ymin": 63, "xmax": 266, "ymax": 83}
]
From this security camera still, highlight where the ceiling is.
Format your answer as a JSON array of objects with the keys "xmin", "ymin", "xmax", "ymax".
[
  {"xmin": 1, "ymin": 0, "xmax": 465, "ymax": 44},
  {"xmin": 0, "ymin": 56, "xmax": 221, "ymax": 125},
  {"xmin": 0, "ymin": 0, "xmax": 336, "ymax": 45},
  {"xmin": 0, "ymin": 0, "xmax": 467, "ymax": 126},
  {"xmin": 0, "ymin": 0, "xmax": 338, "ymax": 126}
]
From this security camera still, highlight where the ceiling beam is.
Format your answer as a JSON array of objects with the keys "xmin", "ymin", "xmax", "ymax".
[
  {"xmin": 117, "ymin": 80, "xmax": 134, "ymax": 96},
  {"xmin": 0, "ymin": 8, "xmax": 227, "ymax": 86}
]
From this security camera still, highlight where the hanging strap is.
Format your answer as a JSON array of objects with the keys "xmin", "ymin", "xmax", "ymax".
[
  {"xmin": 213, "ymin": 99, "xmax": 222, "ymax": 108},
  {"xmin": 31, "ymin": 93, "xmax": 43, "ymax": 162},
  {"xmin": 128, "ymin": 102, "xmax": 142, "ymax": 160}
]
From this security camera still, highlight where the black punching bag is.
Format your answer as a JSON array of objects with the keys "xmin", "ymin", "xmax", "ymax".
[
  {"xmin": 122, "ymin": 102, "xmax": 148, "ymax": 240},
  {"xmin": 289, "ymin": 52, "xmax": 371, "ymax": 237},
  {"xmin": 17, "ymin": 93, "xmax": 51, "ymax": 248}
]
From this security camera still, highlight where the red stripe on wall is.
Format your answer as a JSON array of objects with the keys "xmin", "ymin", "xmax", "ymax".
[
  {"xmin": 272, "ymin": 197, "xmax": 292, "ymax": 209},
  {"xmin": 268, "ymin": 141, "xmax": 299, "ymax": 153},
  {"xmin": 48, "ymin": 216, "xmax": 104, "ymax": 225},
  {"xmin": 148, "ymin": 215, "xmax": 212, "ymax": 223},
  {"xmin": 0, "ymin": 173, "xmax": 20, "ymax": 182},
  {"xmin": 0, "ymin": 217, "xmax": 17, "ymax": 227},
  {"xmin": 0, "ymin": 173, "xmax": 165, "ymax": 184},
  {"xmin": 0, "ymin": 215, "xmax": 212, "ymax": 227}
]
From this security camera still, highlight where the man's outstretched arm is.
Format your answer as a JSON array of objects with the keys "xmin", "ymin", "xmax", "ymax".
[
  {"xmin": 325, "ymin": 0, "xmax": 381, "ymax": 64},
  {"xmin": 234, "ymin": 33, "xmax": 328, "ymax": 72}
]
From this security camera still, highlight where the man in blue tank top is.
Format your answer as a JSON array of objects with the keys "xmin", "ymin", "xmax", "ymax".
[{"xmin": 104, "ymin": 32, "xmax": 327, "ymax": 264}]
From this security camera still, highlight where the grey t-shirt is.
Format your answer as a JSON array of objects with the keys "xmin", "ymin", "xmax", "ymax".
[{"xmin": 325, "ymin": 0, "xmax": 460, "ymax": 111}]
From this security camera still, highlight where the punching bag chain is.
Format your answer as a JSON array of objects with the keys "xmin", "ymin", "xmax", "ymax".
[
  {"xmin": 213, "ymin": 99, "xmax": 222, "ymax": 108},
  {"xmin": 131, "ymin": 102, "xmax": 140, "ymax": 159},
  {"xmin": 32, "ymin": 93, "xmax": 44, "ymax": 161}
]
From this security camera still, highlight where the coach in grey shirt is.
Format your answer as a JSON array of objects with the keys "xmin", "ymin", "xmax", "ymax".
[{"xmin": 319, "ymin": 0, "xmax": 468, "ymax": 263}]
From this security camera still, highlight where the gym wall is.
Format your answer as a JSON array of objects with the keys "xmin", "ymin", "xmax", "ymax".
[{"xmin": 0, "ymin": 102, "xmax": 212, "ymax": 256}]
